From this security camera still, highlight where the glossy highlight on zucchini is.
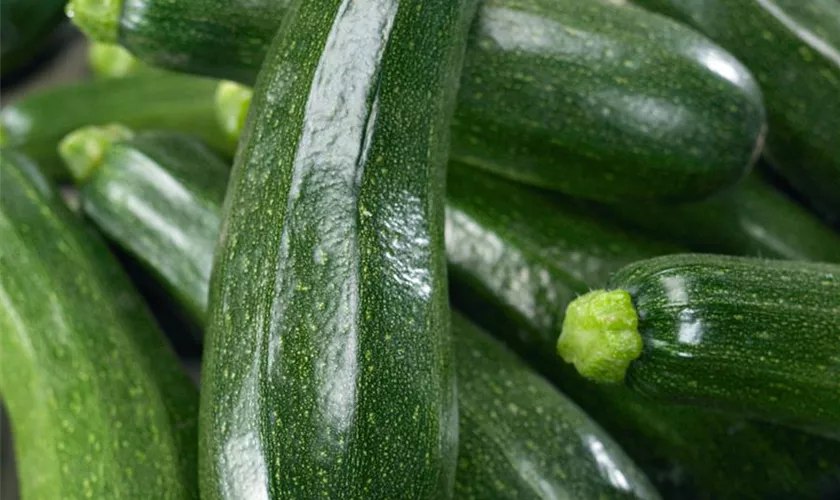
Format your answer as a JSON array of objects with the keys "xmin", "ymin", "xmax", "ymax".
[
  {"xmin": 0, "ymin": 72, "xmax": 232, "ymax": 180},
  {"xmin": 632, "ymin": 0, "xmax": 840, "ymax": 221},
  {"xmin": 558, "ymin": 254, "xmax": 840, "ymax": 438},
  {"xmin": 447, "ymin": 165, "xmax": 840, "ymax": 499},
  {"xmin": 0, "ymin": 150, "xmax": 199, "ymax": 499},
  {"xmin": 70, "ymin": 0, "xmax": 766, "ymax": 202},
  {"xmin": 199, "ymin": 0, "xmax": 477, "ymax": 497}
]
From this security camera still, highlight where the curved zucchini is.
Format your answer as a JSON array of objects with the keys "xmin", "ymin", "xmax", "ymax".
[
  {"xmin": 447, "ymin": 166, "xmax": 840, "ymax": 499},
  {"xmin": 199, "ymin": 0, "xmax": 476, "ymax": 497},
  {"xmin": 65, "ymin": 130, "xmax": 661, "ymax": 499},
  {"xmin": 558, "ymin": 254, "xmax": 840, "ymax": 438},
  {"xmin": 633, "ymin": 0, "xmax": 840, "ymax": 221},
  {"xmin": 0, "ymin": 72, "xmax": 232, "ymax": 180},
  {"xmin": 1, "ymin": 0, "xmax": 66, "ymax": 76},
  {"xmin": 0, "ymin": 150, "xmax": 199, "ymax": 499},
  {"xmin": 592, "ymin": 171, "xmax": 840, "ymax": 262},
  {"xmin": 60, "ymin": 126, "xmax": 228, "ymax": 327},
  {"xmin": 70, "ymin": 0, "xmax": 765, "ymax": 202}
]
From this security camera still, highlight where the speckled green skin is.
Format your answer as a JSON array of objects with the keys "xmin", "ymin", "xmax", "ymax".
[
  {"xmin": 610, "ymin": 254, "xmax": 840, "ymax": 438},
  {"xmin": 93, "ymin": 0, "xmax": 765, "ymax": 202},
  {"xmin": 452, "ymin": 313, "xmax": 659, "ymax": 499},
  {"xmin": 592, "ymin": 171, "xmax": 840, "ymax": 262},
  {"xmin": 448, "ymin": 165, "xmax": 840, "ymax": 499},
  {"xmin": 199, "ymin": 0, "xmax": 476, "ymax": 497},
  {"xmin": 0, "ymin": 150, "xmax": 199, "ymax": 499},
  {"xmin": 633, "ymin": 0, "xmax": 840, "ymax": 220},
  {"xmin": 0, "ymin": 73, "xmax": 232, "ymax": 180},
  {"xmin": 76, "ymin": 131, "xmax": 228, "ymax": 327}
]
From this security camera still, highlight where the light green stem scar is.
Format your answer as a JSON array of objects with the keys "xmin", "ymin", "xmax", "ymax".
[
  {"xmin": 556, "ymin": 289, "xmax": 642, "ymax": 383},
  {"xmin": 88, "ymin": 43, "xmax": 142, "ymax": 78},
  {"xmin": 58, "ymin": 124, "xmax": 134, "ymax": 184},
  {"xmin": 66, "ymin": 0, "xmax": 123, "ymax": 44},
  {"xmin": 214, "ymin": 81, "xmax": 254, "ymax": 142}
]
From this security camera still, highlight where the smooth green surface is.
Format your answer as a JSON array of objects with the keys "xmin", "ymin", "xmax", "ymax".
[
  {"xmin": 452, "ymin": 313, "xmax": 659, "ymax": 499},
  {"xmin": 0, "ymin": 150, "xmax": 199, "ymax": 499},
  {"xmin": 90, "ymin": 0, "xmax": 764, "ymax": 202},
  {"xmin": 609, "ymin": 254, "xmax": 840, "ymax": 438},
  {"xmin": 634, "ymin": 0, "xmax": 840, "ymax": 220},
  {"xmin": 591, "ymin": 170, "xmax": 840, "ymax": 262},
  {"xmin": 557, "ymin": 290, "xmax": 642, "ymax": 383},
  {"xmin": 88, "ymin": 42, "xmax": 145, "ymax": 78},
  {"xmin": 447, "ymin": 165, "xmax": 840, "ymax": 499},
  {"xmin": 0, "ymin": 73, "xmax": 232, "ymax": 180},
  {"xmin": 0, "ymin": 0, "xmax": 66, "ymax": 75},
  {"xmin": 72, "ymin": 131, "xmax": 228, "ymax": 327},
  {"xmin": 58, "ymin": 123, "xmax": 135, "ymax": 182},
  {"xmin": 199, "ymin": 0, "xmax": 477, "ymax": 497},
  {"xmin": 75, "ymin": 130, "xmax": 660, "ymax": 499}
]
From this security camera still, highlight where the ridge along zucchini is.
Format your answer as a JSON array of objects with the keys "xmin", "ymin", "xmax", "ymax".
[
  {"xmin": 0, "ymin": 72, "xmax": 232, "ymax": 181},
  {"xmin": 0, "ymin": 150, "xmax": 200, "ymax": 499},
  {"xmin": 197, "ymin": 0, "xmax": 477, "ymax": 496},
  {"xmin": 446, "ymin": 166, "xmax": 840, "ymax": 499},
  {"xmin": 59, "ymin": 125, "xmax": 228, "ymax": 328},
  {"xmin": 57, "ymin": 126, "xmax": 662, "ymax": 499},
  {"xmin": 590, "ymin": 169, "xmax": 840, "ymax": 262},
  {"xmin": 69, "ymin": 0, "xmax": 766, "ymax": 203},
  {"xmin": 631, "ymin": 0, "xmax": 840, "ymax": 222},
  {"xmin": 1, "ymin": 0, "xmax": 66, "ymax": 76},
  {"xmin": 557, "ymin": 254, "xmax": 840, "ymax": 439}
]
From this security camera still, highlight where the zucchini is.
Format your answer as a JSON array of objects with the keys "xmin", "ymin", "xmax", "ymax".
[
  {"xmin": 447, "ymin": 165, "xmax": 840, "ymax": 499},
  {"xmin": 60, "ymin": 125, "xmax": 227, "ymax": 327},
  {"xmin": 591, "ymin": 170, "xmax": 840, "ymax": 262},
  {"xmin": 88, "ymin": 42, "xmax": 148, "ymax": 78},
  {"xmin": 632, "ymin": 0, "xmax": 840, "ymax": 221},
  {"xmin": 70, "ymin": 0, "xmax": 765, "ymax": 202},
  {"xmin": 452, "ymin": 313, "xmax": 659, "ymax": 499},
  {"xmin": 1, "ymin": 0, "xmax": 66, "ymax": 76},
  {"xmin": 63, "ymin": 130, "xmax": 661, "ymax": 500},
  {"xmin": 0, "ymin": 72, "xmax": 232, "ymax": 180},
  {"xmin": 557, "ymin": 254, "xmax": 840, "ymax": 438},
  {"xmin": 0, "ymin": 150, "xmax": 199, "ymax": 499},
  {"xmin": 199, "ymin": 0, "xmax": 476, "ymax": 496}
]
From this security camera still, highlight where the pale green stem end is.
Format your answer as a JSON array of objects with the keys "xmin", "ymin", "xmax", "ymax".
[
  {"xmin": 215, "ymin": 81, "xmax": 253, "ymax": 142},
  {"xmin": 66, "ymin": 0, "xmax": 123, "ymax": 44},
  {"xmin": 88, "ymin": 43, "xmax": 141, "ymax": 78},
  {"xmin": 556, "ymin": 289, "xmax": 642, "ymax": 383},
  {"xmin": 58, "ymin": 124, "xmax": 134, "ymax": 183}
]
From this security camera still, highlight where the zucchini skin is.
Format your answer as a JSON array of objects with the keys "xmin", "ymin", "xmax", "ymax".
[
  {"xmin": 77, "ymin": 131, "xmax": 227, "ymax": 326},
  {"xmin": 72, "ymin": 132, "xmax": 660, "ymax": 500},
  {"xmin": 0, "ymin": 0, "xmax": 65, "ymax": 76},
  {"xmin": 0, "ymin": 73, "xmax": 231, "ymax": 180},
  {"xmin": 609, "ymin": 254, "xmax": 840, "ymax": 438},
  {"xmin": 447, "ymin": 165, "xmax": 840, "ymax": 499},
  {"xmin": 452, "ymin": 313, "xmax": 659, "ymax": 499},
  {"xmin": 633, "ymin": 0, "xmax": 840, "ymax": 221},
  {"xmin": 0, "ymin": 150, "xmax": 199, "ymax": 499},
  {"xmin": 92, "ymin": 0, "xmax": 764, "ymax": 202},
  {"xmin": 200, "ymin": 0, "xmax": 476, "ymax": 497},
  {"xmin": 592, "ymin": 172, "xmax": 840, "ymax": 262}
]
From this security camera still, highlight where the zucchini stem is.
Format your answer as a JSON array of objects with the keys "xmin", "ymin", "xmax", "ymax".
[
  {"xmin": 58, "ymin": 124, "xmax": 134, "ymax": 183},
  {"xmin": 214, "ymin": 82, "xmax": 253, "ymax": 142},
  {"xmin": 88, "ymin": 43, "xmax": 142, "ymax": 79},
  {"xmin": 66, "ymin": 0, "xmax": 122, "ymax": 44},
  {"xmin": 556, "ymin": 289, "xmax": 643, "ymax": 383}
]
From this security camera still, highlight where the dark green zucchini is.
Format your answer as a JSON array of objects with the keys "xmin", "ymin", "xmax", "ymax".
[
  {"xmin": 633, "ymin": 0, "xmax": 840, "ymax": 221},
  {"xmin": 0, "ymin": 150, "xmax": 199, "ymax": 499},
  {"xmin": 59, "ymin": 125, "xmax": 228, "ymax": 327},
  {"xmin": 590, "ymin": 170, "xmax": 840, "ymax": 262},
  {"xmin": 0, "ymin": 72, "xmax": 232, "ymax": 180},
  {"xmin": 557, "ymin": 254, "xmax": 840, "ymax": 439},
  {"xmin": 199, "ymin": 0, "xmax": 476, "ymax": 497},
  {"xmin": 65, "ymin": 130, "xmax": 660, "ymax": 499},
  {"xmin": 1, "ymin": 0, "xmax": 66, "ymax": 76},
  {"xmin": 447, "ymin": 165, "xmax": 840, "ymax": 499},
  {"xmin": 71, "ymin": 0, "xmax": 765, "ymax": 202}
]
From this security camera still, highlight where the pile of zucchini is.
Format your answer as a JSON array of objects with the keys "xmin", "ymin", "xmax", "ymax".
[{"xmin": 1, "ymin": 0, "xmax": 838, "ymax": 498}]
